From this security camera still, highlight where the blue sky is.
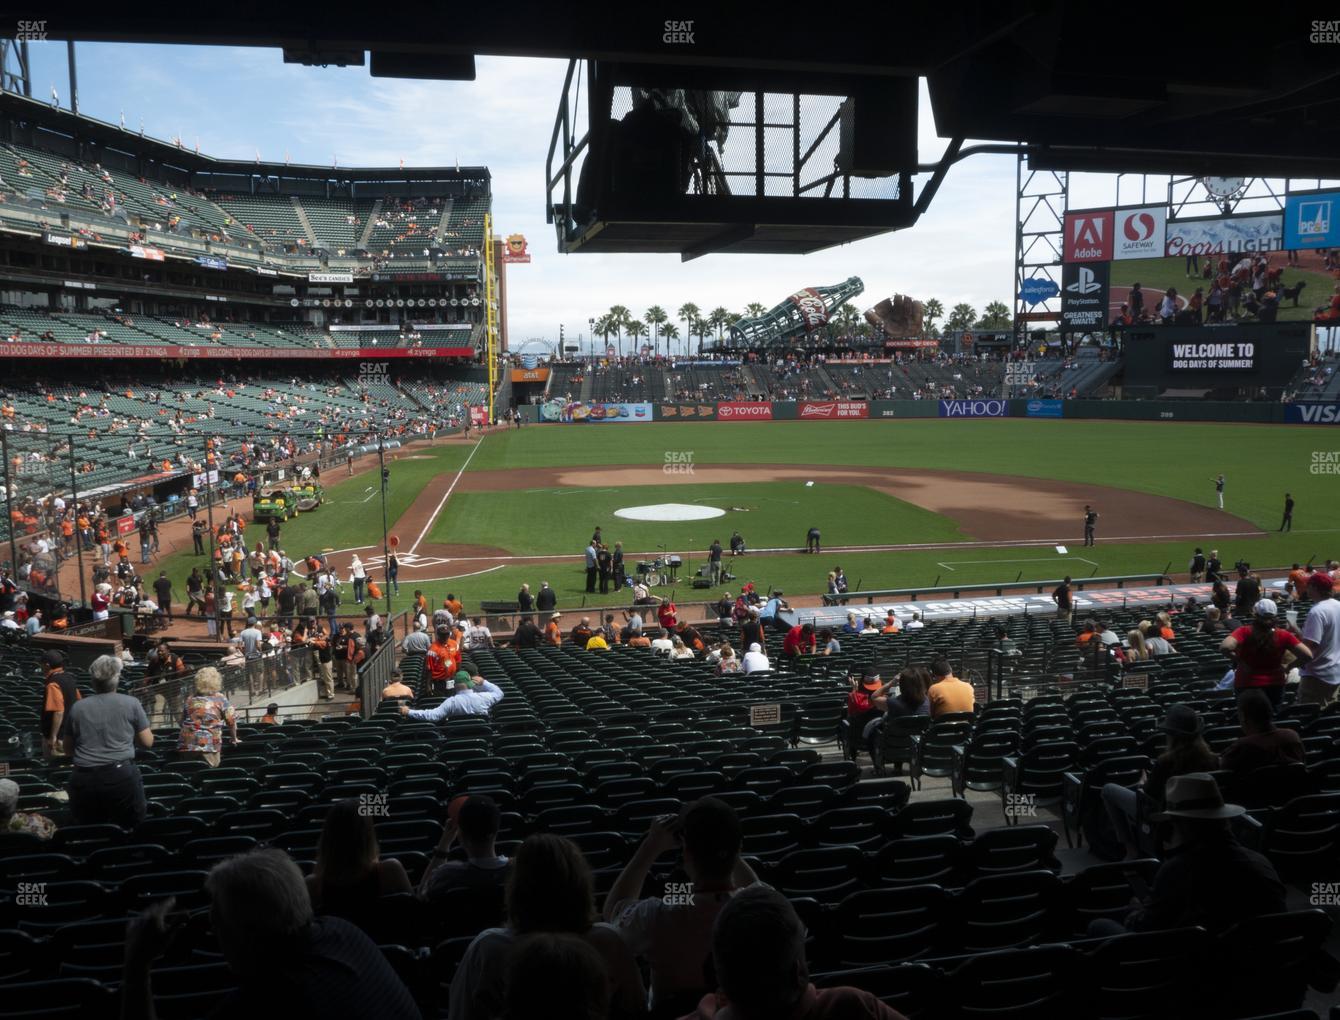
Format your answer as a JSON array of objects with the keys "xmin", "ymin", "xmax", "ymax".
[{"xmin": 22, "ymin": 41, "xmax": 1303, "ymax": 349}]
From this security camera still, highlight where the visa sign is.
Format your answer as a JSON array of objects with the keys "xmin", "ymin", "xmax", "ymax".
[{"xmin": 1286, "ymin": 403, "xmax": 1340, "ymax": 424}]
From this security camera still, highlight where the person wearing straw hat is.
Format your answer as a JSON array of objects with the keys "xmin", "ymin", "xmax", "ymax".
[
  {"xmin": 1088, "ymin": 773, "xmax": 1283, "ymax": 937},
  {"xmin": 1221, "ymin": 598, "xmax": 1314, "ymax": 709},
  {"xmin": 543, "ymin": 612, "xmax": 563, "ymax": 647}
]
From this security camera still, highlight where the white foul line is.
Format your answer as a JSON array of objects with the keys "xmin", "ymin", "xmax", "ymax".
[{"xmin": 410, "ymin": 437, "xmax": 484, "ymax": 554}]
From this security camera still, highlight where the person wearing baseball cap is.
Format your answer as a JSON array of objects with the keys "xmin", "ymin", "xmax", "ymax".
[
  {"xmin": 1221, "ymin": 598, "xmax": 1314, "ymax": 708},
  {"xmin": 399, "ymin": 670, "xmax": 502, "ymax": 722},
  {"xmin": 1101, "ymin": 703, "xmax": 1217, "ymax": 859},
  {"xmin": 1298, "ymin": 572, "xmax": 1340, "ymax": 707},
  {"xmin": 1088, "ymin": 773, "xmax": 1283, "ymax": 938},
  {"xmin": 844, "ymin": 668, "xmax": 893, "ymax": 761}
]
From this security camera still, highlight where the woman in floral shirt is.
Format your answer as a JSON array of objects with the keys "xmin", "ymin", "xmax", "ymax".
[
  {"xmin": 176, "ymin": 667, "xmax": 239, "ymax": 767},
  {"xmin": 0, "ymin": 779, "xmax": 55, "ymax": 840}
]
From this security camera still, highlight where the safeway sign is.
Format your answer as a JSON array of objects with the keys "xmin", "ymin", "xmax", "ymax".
[{"xmin": 1113, "ymin": 206, "xmax": 1167, "ymax": 260}]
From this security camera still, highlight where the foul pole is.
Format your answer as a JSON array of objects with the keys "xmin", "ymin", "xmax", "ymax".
[{"xmin": 484, "ymin": 212, "xmax": 499, "ymax": 425}]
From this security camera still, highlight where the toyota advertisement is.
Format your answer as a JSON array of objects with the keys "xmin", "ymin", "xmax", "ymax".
[
  {"xmin": 716, "ymin": 401, "xmax": 774, "ymax": 420},
  {"xmin": 1060, "ymin": 261, "xmax": 1110, "ymax": 330},
  {"xmin": 798, "ymin": 401, "xmax": 869, "ymax": 420}
]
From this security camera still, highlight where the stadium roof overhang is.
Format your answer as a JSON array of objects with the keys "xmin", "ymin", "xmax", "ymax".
[{"xmin": 31, "ymin": 4, "xmax": 1340, "ymax": 253}]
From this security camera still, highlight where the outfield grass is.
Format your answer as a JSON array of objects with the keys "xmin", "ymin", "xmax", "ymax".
[
  {"xmin": 467, "ymin": 420, "xmax": 1338, "ymax": 534},
  {"xmin": 428, "ymin": 481, "xmax": 967, "ymax": 555},
  {"xmin": 142, "ymin": 420, "xmax": 1340, "ymax": 622}
]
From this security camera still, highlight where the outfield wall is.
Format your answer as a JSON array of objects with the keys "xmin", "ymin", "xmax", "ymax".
[{"xmin": 530, "ymin": 398, "xmax": 1340, "ymax": 425}]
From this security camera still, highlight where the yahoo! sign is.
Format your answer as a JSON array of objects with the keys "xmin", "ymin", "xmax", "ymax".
[
  {"xmin": 939, "ymin": 399, "xmax": 1009, "ymax": 419},
  {"xmin": 716, "ymin": 401, "xmax": 774, "ymax": 420}
]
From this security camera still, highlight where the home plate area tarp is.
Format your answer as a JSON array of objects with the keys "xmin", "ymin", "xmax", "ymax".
[{"xmin": 786, "ymin": 579, "xmax": 1282, "ymax": 628}]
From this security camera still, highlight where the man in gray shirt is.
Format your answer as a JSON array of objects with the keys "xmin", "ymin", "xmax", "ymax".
[
  {"xmin": 401, "ymin": 621, "xmax": 432, "ymax": 655},
  {"xmin": 64, "ymin": 655, "xmax": 153, "ymax": 828},
  {"xmin": 233, "ymin": 617, "xmax": 265, "ymax": 696}
]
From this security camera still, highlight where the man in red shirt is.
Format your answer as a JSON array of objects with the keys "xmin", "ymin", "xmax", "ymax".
[
  {"xmin": 657, "ymin": 601, "xmax": 678, "ymax": 631},
  {"xmin": 1221, "ymin": 599, "xmax": 1314, "ymax": 708},
  {"xmin": 781, "ymin": 622, "xmax": 815, "ymax": 661}
]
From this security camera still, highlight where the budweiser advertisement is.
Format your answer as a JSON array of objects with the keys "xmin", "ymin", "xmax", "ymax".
[
  {"xmin": 798, "ymin": 401, "xmax": 869, "ymax": 420},
  {"xmin": 716, "ymin": 401, "xmax": 773, "ymax": 421}
]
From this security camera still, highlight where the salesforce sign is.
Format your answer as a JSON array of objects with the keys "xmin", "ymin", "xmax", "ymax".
[{"xmin": 939, "ymin": 399, "xmax": 1009, "ymax": 419}]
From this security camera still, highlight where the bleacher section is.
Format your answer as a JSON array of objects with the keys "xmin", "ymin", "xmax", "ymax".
[{"xmin": 0, "ymin": 139, "xmax": 491, "ymax": 282}]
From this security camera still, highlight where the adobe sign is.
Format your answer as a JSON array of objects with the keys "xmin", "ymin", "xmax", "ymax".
[{"xmin": 1062, "ymin": 210, "xmax": 1114, "ymax": 262}]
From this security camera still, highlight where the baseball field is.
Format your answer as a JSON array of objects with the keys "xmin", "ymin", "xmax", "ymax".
[{"xmin": 150, "ymin": 418, "xmax": 1340, "ymax": 615}]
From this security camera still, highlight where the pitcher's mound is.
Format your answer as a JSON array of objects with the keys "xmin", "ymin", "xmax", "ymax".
[{"xmin": 614, "ymin": 503, "xmax": 726, "ymax": 522}]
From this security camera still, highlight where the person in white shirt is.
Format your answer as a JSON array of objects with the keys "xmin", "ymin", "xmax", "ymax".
[
  {"xmin": 650, "ymin": 630, "xmax": 675, "ymax": 656},
  {"xmin": 399, "ymin": 671, "xmax": 504, "ymax": 721},
  {"xmin": 0, "ymin": 611, "xmax": 18, "ymax": 631},
  {"xmin": 741, "ymin": 642, "xmax": 770, "ymax": 674},
  {"xmin": 349, "ymin": 555, "xmax": 367, "ymax": 604},
  {"xmin": 464, "ymin": 618, "xmax": 493, "ymax": 650},
  {"xmin": 905, "ymin": 612, "xmax": 925, "ymax": 630},
  {"xmin": 1299, "ymin": 573, "xmax": 1340, "ymax": 707}
]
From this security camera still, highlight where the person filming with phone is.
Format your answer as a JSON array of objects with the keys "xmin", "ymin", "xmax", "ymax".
[{"xmin": 604, "ymin": 797, "xmax": 761, "ymax": 1017}]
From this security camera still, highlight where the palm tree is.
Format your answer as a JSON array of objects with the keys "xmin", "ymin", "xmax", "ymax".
[
  {"xmin": 644, "ymin": 305, "xmax": 667, "ymax": 359},
  {"xmin": 607, "ymin": 305, "xmax": 630, "ymax": 358},
  {"xmin": 946, "ymin": 303, "xmax": 977, "ymax": 332},
  {"xmin": 677, "ymin": 302, "xmax": 699, "ymax": 360},
  {"xmin": 593, "ymin": 314, "xmax": 615, "ymax": 356},
  {"xmin": 834, "ymin": 304, "xmax": 860, "ymax": 340},
  {"xmin": 627, "ymin": 319, "xmax": 648, "ymax": 354},
  {"xmin": 661, "ymin": 322, "xmax": 680, "ymax": 353},
  {"xmin": 979, "ymin": 301, "xmax": 1011, "ymax": 329},
  {"xmin": 710, "ymin": 306, "xmax": 730, "ymax": 343},
  {"xmin": 744, "ymin": 302, "xmax": 765, "ymax": 318},
  {"xmin": 693, "ymin": 315, "xmax": 712, "ymax": 355},
  {"xmin": 923, "ymin": 298, "xmax": 944, "ymax": 337}
]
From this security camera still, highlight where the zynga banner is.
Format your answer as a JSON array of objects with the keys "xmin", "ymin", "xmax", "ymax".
[{"xmin": 716, "ymin": 401, "xmax": 773, "ymax": 420}]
